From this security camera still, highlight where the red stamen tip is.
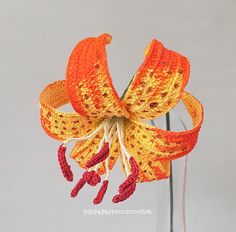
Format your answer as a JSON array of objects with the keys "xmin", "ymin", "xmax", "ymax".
[
  {"xmin": 58, "ymin": 143, "xmax": 73, "ymax": 182},
  {"xmin": 118, "ymin": 156, "xmax": 139, "ymax": 193},
  {"xmin": 87, "ymin": 172, "xmax": 101, "ymax": 186},
  {"xmin": 83, "ymin": 170, "xmax": 95, "ymax": 182},
  {"xmin": 112, "ymin": 183, "xmax": 136, "ymax": 203},
  {"xmin": 86, "ymin": 142, "xmax": 110, "ymax": 168},
  {"xmin": 70, "ymin": 176, "xmax": 86, "ymax": 198},
  {"xmin": 93, "ymin": 180, "xmax": 109, "ymax": 205}
]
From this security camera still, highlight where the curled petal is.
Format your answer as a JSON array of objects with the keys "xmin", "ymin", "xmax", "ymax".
[
  {"xmin": 122, "ymin": 91, "xmax": 203, "ymax": 182},
  {"xmin": 40, "ymin": 80, "xmax": 99, "ymax": 141},
  {"xmin": 66, "ymin": 33, "xmax": 129, "ymax": 120},
  {"xmin": 123, "ymin": 39, "xmax": 190, "ymax": 120}
]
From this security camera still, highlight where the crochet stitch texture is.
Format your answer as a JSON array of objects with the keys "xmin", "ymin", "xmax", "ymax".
[{"xmin": 39, "ymin": 33, "xmax": 204, "ymax": 204}]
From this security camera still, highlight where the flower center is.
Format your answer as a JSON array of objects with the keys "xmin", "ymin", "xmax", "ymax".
[{"xmin": 57, "ymin": 116, "xmax": 139, "ymax": 204}]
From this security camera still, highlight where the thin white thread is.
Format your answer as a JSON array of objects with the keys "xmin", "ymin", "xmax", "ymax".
[
  {"xmin": 94, "ymin": 120, "xmax": 117, "ymax": 176},
  {"xmin": 94, "ymin": 135, "xmax": 106, "ymax": 172},
  {"xmin": 105, "ymin": 157, "xmax": 110, "ymax": 180},
  {"xmin": 105, "ymin": 121, "xmax": 118, "ymax": 179},
  {"xmin": 104, "ymin": 120, "xmax": 111, "ymax": 142},
  {"xmin": 117, "ymin": 121, "xmax": 131, "ymax": 159},
  {"xmin": 117, "ymin": 121, "xmax": 131, "ymax": 176}
]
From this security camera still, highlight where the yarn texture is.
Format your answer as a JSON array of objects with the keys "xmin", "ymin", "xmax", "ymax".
[{"xmin": 39, "ymin": 33, "xmax": 204, "ymax": 204}]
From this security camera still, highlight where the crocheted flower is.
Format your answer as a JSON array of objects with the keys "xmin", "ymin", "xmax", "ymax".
[{"xmin": 39, "ymin": 33, "xmax": 204, "ymax": 204}]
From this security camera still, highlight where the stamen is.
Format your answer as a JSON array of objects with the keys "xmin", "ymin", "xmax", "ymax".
[
  {"xmin": 83, "ymin": 170, "xmax": 101, "ymax": 186},
  {"xmin": 83, "ymin": 170, "xmax": 95, "ymax": 182},
  {"xmin": 117, "ymin": 121, "xmax": 130, "ymax": 176},
  {"xmin": 104, "ymin": 122, "xmax": 117, "ymax": 180},
  {"xmin": 88, "ymin": 172, "xmax": 101, "ymax": 186},
  {"xmin": 58, "ymin": 143, "xmax": 73, "ymax": 181},
  {"xmin": 86, "ymin": 142, "xmax": 110, "ymax": 168},
  {"xmin": 70, "ymin": 170, "xmax": 101, "ymax": 199},
  {"xmin": 93, "ymin": 180, "xmax": 109, "ymax": 204},
  {"xmin": 113, "ymin": 121, "xmax": 140, "ymax": 203},
  {"xmin": 105, "ymin": 157, "xmax": 110, "ymax": 180},
  {"xmin": 118, "ymin": 157, "xmax": 139, "ymax": 193},
  {"xmin": 93, "ymin": 135, "xmax": 106, "ymax": 172},
  {"xmin": 117, "ymin": 121, "xmax": 131, "ymax": 159},
  {"xmin": 112, "ymin": 182, "xmax": 136, "ymax": 203},
  {"xmin": 70, "ymin": 175, "xmax": 86, "ymax": 198},
  {"xmin": 121, "ymin": 149, "xmax": 130, "ymax": 176}
]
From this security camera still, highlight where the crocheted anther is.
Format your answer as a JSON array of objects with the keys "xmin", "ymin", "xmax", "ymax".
[
  {"xmin": 83, "ymin": 170, "xmax": 95, "ymax": 182},
  {"xmin": 93, "ymin": 180, "xmax": 109, "ymax": 204},
  {"xmin": 58, "ymin": 143, "xmax": 73, "ymax": 182},
  {"xmin": 86, "ymin": 142, "xmax": 110, "ymax": 168},
  {"xmin": 87, "ymin": 172, "xmax": 101, "ymax": 186},
  {"xmin": 70, "ymin": 176, "xmax": 86, "ymax": 198},
  {"xmin": 118, "ymin": 157, "xmax": 139, "ymax": 193},
  {"xmin": 83, "ymin": 170, "xmax": 101, "ymax": 186},
  {"xmin": 112, "ymin": 182, "xmax": 136, "ymax": 203}
]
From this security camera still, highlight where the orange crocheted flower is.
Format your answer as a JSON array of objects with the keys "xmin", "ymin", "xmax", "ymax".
[{"xmin": 39, "ymin": 33, "xmax": 204, "ymax": 204}]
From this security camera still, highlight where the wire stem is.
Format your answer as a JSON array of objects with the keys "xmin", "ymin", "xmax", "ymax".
[{"xmin": 166, "ymin": 112, "xmax": 174, "ymax": 232}]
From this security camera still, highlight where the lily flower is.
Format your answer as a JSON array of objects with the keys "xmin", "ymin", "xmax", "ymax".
[{"xmin": 39, "ymin": 33, "xmax": 203, "ymax": 204}]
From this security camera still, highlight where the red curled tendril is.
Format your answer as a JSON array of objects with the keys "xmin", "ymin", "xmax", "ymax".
[{"xmin": 58, "ymin": 144, "xmax": 73, "ymax": 182}]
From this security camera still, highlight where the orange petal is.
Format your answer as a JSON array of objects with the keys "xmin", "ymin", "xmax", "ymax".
[
  {"xmin": 66, "ymin": 33, "xmax": 129, "ymax": 120},
  {"xmin": 122, "ymin": 119, "xmax": 170, "ymax": 182},
  {"xmin": 122, "ymin": 91, "xmax": 203, "ymax": 182},
  {"xmin": 70, "ymin": 132, "xmax": 121, "ymax": 176},
  {"xmin": 123, "ymin": 39, "xmax": 190, "ymax": 120},
  {"xmin": 39, "ymin": 80, "xmax": 98, "ymax": 141}
]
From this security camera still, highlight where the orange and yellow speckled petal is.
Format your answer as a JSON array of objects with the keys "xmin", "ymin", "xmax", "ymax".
[
  {"xmin": 39, "ymin": 80, "xmax": 99, "ymax": 141},
  {"xmin": 70, "ymin": 132, "xmax": 121, "ymax": 175},
  {"xmin": 123, "ymin": 39, "xmax": 190, "ymax": 120},
  {"xmin": 122, "ymin": 91, "xmax": 203, "ymax": 182},
  {"xmin": 122, "ymin": 119, "xmax": 170, "ymax": 182},
  {"xmin": 66, "ymin": 33, "xmax": 129, "ymax": 120}
]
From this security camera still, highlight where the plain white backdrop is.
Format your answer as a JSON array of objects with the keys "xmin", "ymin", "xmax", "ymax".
[{"xmin": 0, "ymin": 0, "xmax": 235, "ymax": 231}]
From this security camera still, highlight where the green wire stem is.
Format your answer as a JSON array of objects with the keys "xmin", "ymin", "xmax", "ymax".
[{"xmin": 166, "ymin": 112, "xmax": 174, "ymax": 232}]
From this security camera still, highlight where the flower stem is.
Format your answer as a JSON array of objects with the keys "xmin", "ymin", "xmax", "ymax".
[{"xmin": 166, "ymin": 112, "xmax": 174, "ymax": 232}]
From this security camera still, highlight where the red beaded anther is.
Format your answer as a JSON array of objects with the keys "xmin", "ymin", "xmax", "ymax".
[
  {"xmin": 118, "ymin": 156, "xmax": 139, "ymax": 193},
  {"xmin": 58, "ymin": 143, "xmax": 73, "ymax": 182},
  {"xmin": 112, "ymin": 182, "xmax": 136, "ymax": 203},
  {"xmin": 70, "ymin": 176, "xmax": 86, "ymax": 198},
  {"xmin": 86, "ymin": 142, "xmax": 110, "ymax": 168},
  {"xmin": 93, "ymin": 180, "xmax": 109, "ymax": 204},
  {"xmin": 87, "ymin": 172, "xmax": 101, "ymax": 186},
  {"xmin": 83, "ymin": 170, "xmax": 95, "ymax": 182}
]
